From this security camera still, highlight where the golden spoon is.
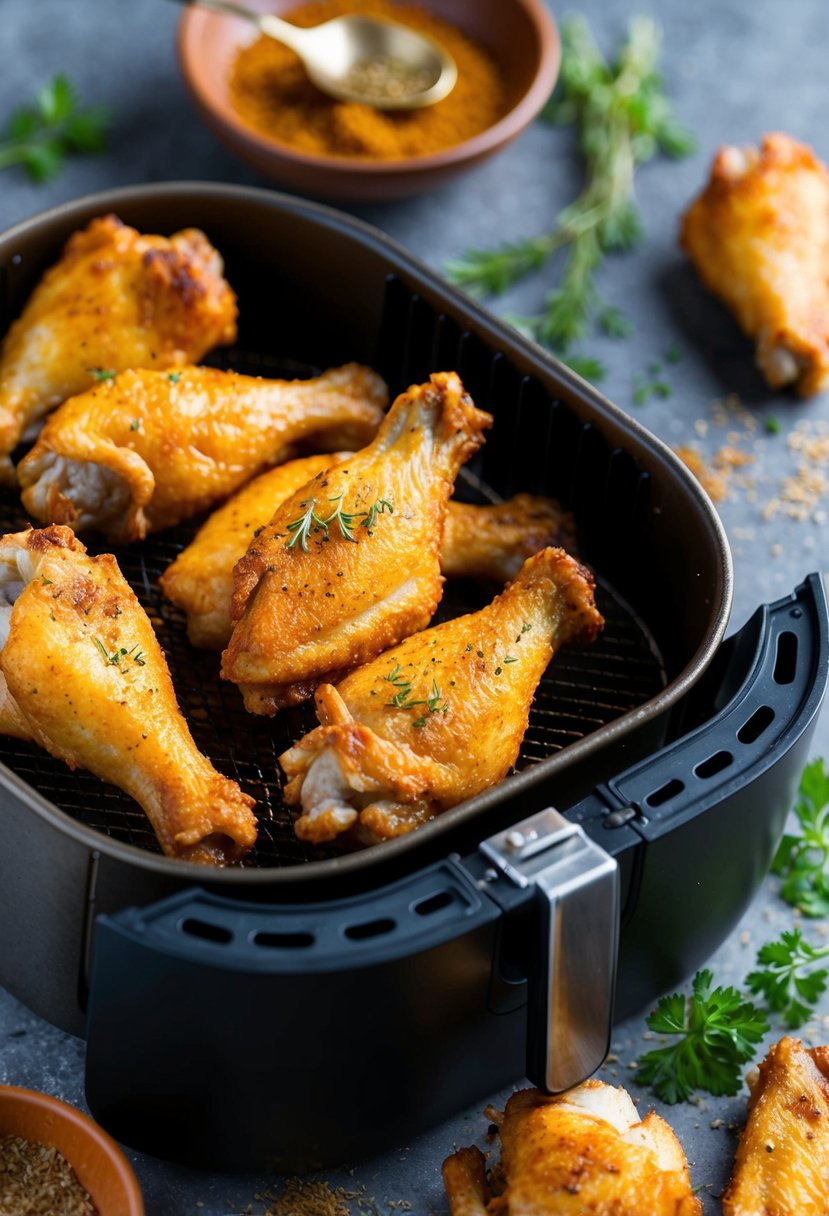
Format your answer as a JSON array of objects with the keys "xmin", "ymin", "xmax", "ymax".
[{"xmin": 179, "ymin": 0, "xmax": 458, "ymax": 109}]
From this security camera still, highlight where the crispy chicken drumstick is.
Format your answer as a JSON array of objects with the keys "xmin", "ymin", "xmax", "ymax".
[
  {"xmin": 443, "ymin": 1083, "xmax": 701, "ymax": 1216},
  {"xmin": 722, "ymin": 1036, "xmax": 829, "ymax": 1216},
  {"xmin": 223, "ymin": 372, "xmax": 492, "ymax": 714},
  {"xmin": 0, "ymin": 526, "xmax": 256, "ymax": 864},
  {"xmin": 681, "ymin": 133, "xmax": 829, "ymax": 396},
  {"xmin": 160, "ymin": 447, "xmax": 576, "ymax": 650},
  {"xmin": 280, "ymin": 547, "xmax": 602, "ymax": 844},
  {"xmin": 0, "ymin": 214, "xmax": 237, "ymax": 478},
  {"xmin": 18, "ymin": 363, "xmax": 386, "ymax": 542}
]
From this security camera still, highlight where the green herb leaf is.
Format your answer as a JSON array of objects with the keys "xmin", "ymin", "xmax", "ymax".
[
  {"xmin": 637, "ymin": 969, "xmax": 768, "ymax": 1103},
  {"xmin": 90, "ymin": 367, "xmax": 116, "ymax": 382},
  {"xmin": 444, "ymin": 16, "xmax": 693, "ymax": 356},
  {"xmin": 0, "ymin": 75, "xmax": 108, "ymax": 184},
  {"xmin": 746, "ymin": 928, "xmax": 829, "ymax": 1029},
  {"xmin": 765, "ymin": 416, "xmax": 781, "ymax": 435},
  {"xmin": 772, "ymin": 758, "xmax": 829, "ymax": 917}
]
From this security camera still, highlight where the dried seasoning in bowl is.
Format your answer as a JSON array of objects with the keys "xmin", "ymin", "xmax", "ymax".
[
  {"xmin": 228, "ymin": 0, "xmax": 508, "ymax": 158},
  {"xmin": 0, "ymin": 1134, "xmax": 98, "ymax": 1215}
]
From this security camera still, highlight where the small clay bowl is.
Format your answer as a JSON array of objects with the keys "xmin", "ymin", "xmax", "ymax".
[
  {"xmin": 177, "ymin": 0, "xmax": 560, "ymax": 201},
  {"xmin": 0, "ymin": 1085, "xmax": 144, "ymax": 1215}
]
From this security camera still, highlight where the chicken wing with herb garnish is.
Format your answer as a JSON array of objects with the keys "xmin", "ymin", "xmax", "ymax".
[
  {"xmin": 17, "ymin": 363, "xmax": 386, "ymax": 542},
  {"xmin": 223, "ymin": 372, "xmax": 492, "ymax": 715},
  {"xmin": 0, "ymin": 526, "xmax": 256, "ymax": 864},
  {"xmin": 280, "ymin": 547, "xmax": 602, "ymax": 844},
  {"xmin": 680, "ymin": 133, "xmax": 829, "ymax": 396},
  {"xmin": 443, "ymin": 1083, "xmax": 701, "ymax": 1216},
  {"xmin": 0, "ymin": 214, "xmax": 237, "ymax": 480},
  {"xmin": 722, "ymin": 1036, "xmax": 829, "ymax": 1216},
  {"xmin": 160, "ymin": 445, "xmax": 576, "ymax": 651}
]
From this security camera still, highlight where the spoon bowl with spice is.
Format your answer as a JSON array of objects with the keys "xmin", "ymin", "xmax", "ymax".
[
  {"xmin": 0, "ymin": 1085, "xmax": 144, "ymax": 1216},
  {"xmin": 172, "ymin": 0, "xmax": 458, "ymax": 107},
  {"xmin": 178, "ymin": 0, "xmax": 560, "ymax": 200}
]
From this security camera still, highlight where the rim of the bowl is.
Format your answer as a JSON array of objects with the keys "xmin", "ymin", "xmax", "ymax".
[
  {"xmin": 177, "ymin": 0, "xmax": 561, "ymax": 175},
  {"xmin": 0, "ymin": 1085, "xmax": 144, "ymax": 1212}
]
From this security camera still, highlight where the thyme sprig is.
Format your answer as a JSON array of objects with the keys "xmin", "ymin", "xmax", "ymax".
[
  {"xmin": 285, "ymin": 494, "xmax": 393, "ymax": 552},
  {"xmin": 445, "ymin": 15, "xmax": 694, "ymax": 370}
]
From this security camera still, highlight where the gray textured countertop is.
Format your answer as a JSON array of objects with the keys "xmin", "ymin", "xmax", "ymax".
[{"xmin": 1, "ymin": 0, "xmax": 828, "ymax": 1212}]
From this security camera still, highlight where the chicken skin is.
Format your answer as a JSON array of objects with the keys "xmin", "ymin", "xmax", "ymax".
[
  {"xmin": 160, "ymin": 445, "xmax": 576, "ymax": 651},
  {"xmin": 223, "ymin": 372, "xmax": 492, "ymax": 715},
  {"xmin": 280, "ymin": 547, "xmax": 602, "ymax": 844},
  {"xmin": 0, "ymin": 526, "xmax": 256, "ymax": 864},
  {"xmin": 17, "ymin": 363, "xmax": 386, "ymax": 542},
  {"xmin": 680, "ymin": 133, "xmax": 829, "ymax": 395},
  {"xmin": 443, "ymin": 1083, "xmax": 701, "ymax": 1216},
  {"xmin": 722, "ymin": 1036, "xmax": 829, "ymax": 1216},
  {"xmin": 0, "ymin": 214, "xmax": 237, "ymax": 478}
]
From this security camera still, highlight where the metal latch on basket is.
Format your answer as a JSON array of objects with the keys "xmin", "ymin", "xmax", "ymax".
[{"xmin": 480, "ymin": 808, "xmax": 619, "ymax": 1093}]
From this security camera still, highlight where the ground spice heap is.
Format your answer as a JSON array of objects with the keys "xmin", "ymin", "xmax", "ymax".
[
  {"xmin": 229, "ymin": 0, "xmax": 508, "ymax": 159},
  {"xmin": 0, "ymin": 1134, "xmax": 98, "ymax": 1215}
]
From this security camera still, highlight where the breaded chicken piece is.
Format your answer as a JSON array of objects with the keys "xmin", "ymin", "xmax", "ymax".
[
  {"xmin": 722, "ymin": 1036, "xmax": 829, "ymax": 1216},
  {"xmin": 160, "ymin": 447, "xmax": 576, "ymax": 651},
  {"xmin": 0, "ymin": 526, "xmax": 256, "ymax": 864},
  {"xmin": 0, "ymin": 214, "xmax": 237, "ymax": 477},
  {"xmin": 223, "ymin": 372, "xmax": 491, "ymax": 715},
  {"xmin": 17, "ymin": 363, "xmax": 386, "ymax": 542},
  {"xmin": 443, "ymin": 1083, "xmax": 701, "ymax": 1216},
  {"xmin": 280, "ymin": 548, "xmax": 601, "ymax": 845},
  {"xmin": 680, "ymin": 133, "xmax": 829, "ymax": 395}
]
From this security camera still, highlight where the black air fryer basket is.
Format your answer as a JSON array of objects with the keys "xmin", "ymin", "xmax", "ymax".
[{"xmin": 0, "ymin": 184, "xmax": 826, "ymax": 1172}]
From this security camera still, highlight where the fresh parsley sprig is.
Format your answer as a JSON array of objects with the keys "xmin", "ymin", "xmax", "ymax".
[
  {"xmin": 636, "ymin": 969, "xmax": 768, "ymax": 1103},
  {"xmin": 444, "ymin": 16, "xmax": 694, "ymax": 372},
  {"xmin": 0, "ymin": 75, "xmax": 108, "ymax": 183},
  {"xmin": 772, "ymin": 757, "xmax": 829, "ymax": 917},
  {"xmin": 746, "ymin": 928, "xmax": 829, "ymax": 1029}
]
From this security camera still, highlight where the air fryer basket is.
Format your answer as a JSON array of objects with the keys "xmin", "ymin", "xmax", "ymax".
[{"xmin": 0, "ymin": 185, "xmax": 824, "ymax": 1171}]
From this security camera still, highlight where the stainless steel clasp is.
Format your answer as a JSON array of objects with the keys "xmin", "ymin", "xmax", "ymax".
[{"xmin": 480, "ymin": 807, "xmax": 619, "ymax": 1093}]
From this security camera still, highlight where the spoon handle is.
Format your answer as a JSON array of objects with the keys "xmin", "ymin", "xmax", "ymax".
[{"xmin": 167, "ymin": 0, "xmax": 310, "ymax": 53}]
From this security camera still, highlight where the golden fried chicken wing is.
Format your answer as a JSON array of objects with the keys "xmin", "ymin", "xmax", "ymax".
[
  {"xmin": 441, "ymin": 493, "xmax": 577, "ymax": 582},
  {"xmin": 0, "ymin": 526, "xmax": 256, "ymax": 864},
  {"xmin": 280, "ymin": 547, "xmax": 602, "ymax": 844},
  {"xmin": 0, "ymin": 214, "xmax": 237, "ymax": 477},
  {"xmin": 223, "ymin": 372, "xmax": 492, "ymax": 715},
  {"xmin": 17, "ymin": 363, "xmax": 386, "ymax": 542},
  {"xmin": 722, "ymin": 1036, "xmax": 829, "ymax": 1216},
  {"xmin": 160, "ymin": 446, "xmax": 575, "ymax": 651},
  {"xmin": 680, "ymin": 133, "xmax": 829, "ymax": 395},
  {"xmin": 160, "ymin": 451, "xmax": 349, "ymax": 649},
  {"xmin": 443, "ymin": 1083, "xmax": 701, "ymax": 1216}
]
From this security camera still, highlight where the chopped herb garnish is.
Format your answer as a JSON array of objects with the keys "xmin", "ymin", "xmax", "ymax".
[
  {"xmin": 168, "ymin": 371, "xmax": 182, "ymax": 383},
  {"xmin": 765, "ymin": 416, "xmax": 781, "ymax": 435},
  {"xmin": 495, "ymin": 666, "xmax": 503, "ymax": 675},
  {"xmin": 90, "ymin": 367, "xmax": 116, "ymax": 382},
  {"xmin": 503, "ymin": 655, "xmax": 518, "ymax": 664},
  {"xmin": 285, "ymin": 493, "xmax": 392, "ymax": 550},
  {"xmin": 129, "ymin": 419, "xmax": 141, "ymax": 431},
  {"xmin": 40, "ymin": 575, "xmax": 53, "ymax": 586},
  {"xmin": 94, "ymin": 636, "xmax": 146, "ymax": 672},
  {"xmin": 521, "ymin": 623, "xmax": 532, "ymax": 633}
]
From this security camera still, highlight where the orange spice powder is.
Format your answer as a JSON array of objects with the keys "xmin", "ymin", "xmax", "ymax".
[{"xmin": 228, "ymin": 0, "xmax": 509, "ymax": 160}]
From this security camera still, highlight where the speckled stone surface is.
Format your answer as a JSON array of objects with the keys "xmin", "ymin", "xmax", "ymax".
[{"xmin": 0, "ymin": 0, "xmax": 828, "ymax": 1212}]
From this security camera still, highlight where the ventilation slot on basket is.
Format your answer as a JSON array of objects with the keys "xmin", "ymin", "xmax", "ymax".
[
  {"xmin": 773, "ymin": 632, "xmax": 798, "ymax": 684},
  {"xmin": 694, "ymin": 751, "xmax": 733, "ymax": 780},
  {"xmin": 737, "ymin": 705, "xmax": 775, "ymax": 744},
  {"xmin": 646, "ymin": 778, "xmax": 684, "ymax": 808},
  {"xmin": 344, "ymin": 918, "xmax": 396, "ymax": 941},
  {"xmin": 413, "ymin": 890, "xmax": 458, "ymax": 917},
  {"xmin": 180, "ymin": 918, "xmax": 233, "ymax": 944},
  {"xmin": 253, "ymin": 930, "xmax": 314, "ymax": 950}
]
